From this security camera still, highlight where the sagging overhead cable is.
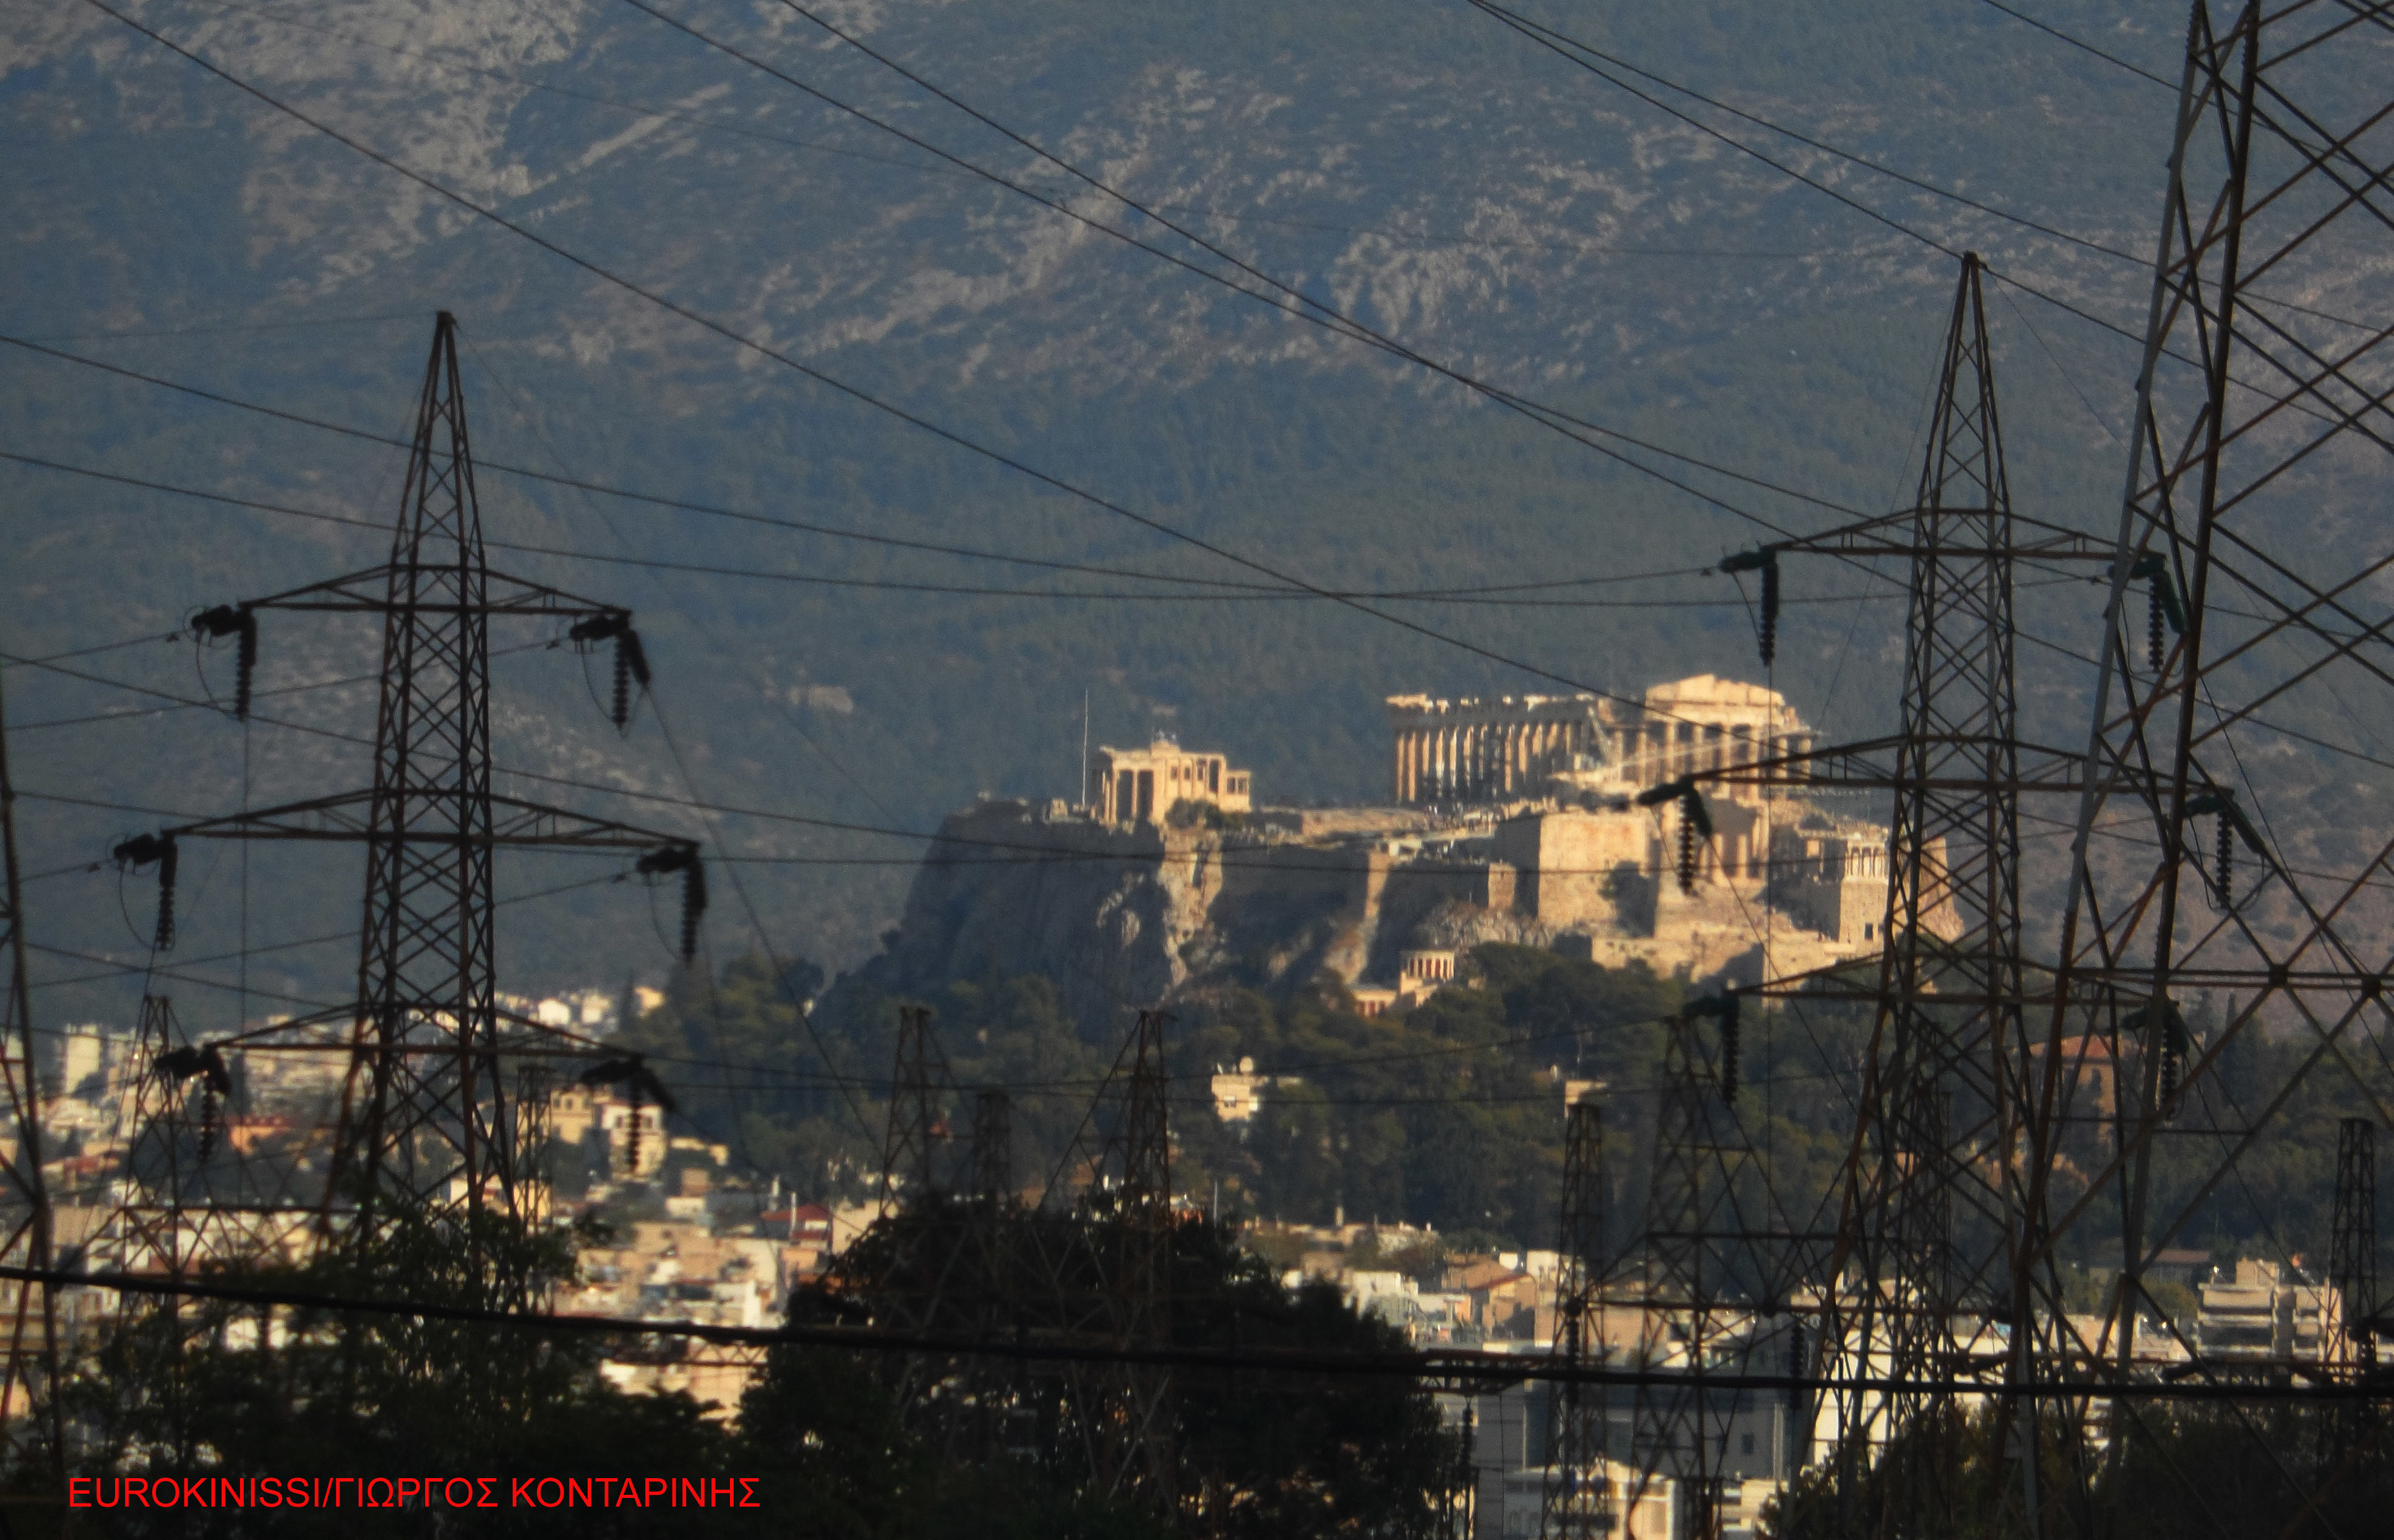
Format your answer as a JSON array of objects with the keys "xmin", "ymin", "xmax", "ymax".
[
  {"xmin": 636, "ymin": 844, "xmax": 707, "ymax": 963},
  {"xmin": 190, "ymin": 604, "xmax": 257, "ymax": 719},
  {"xmin": 111, "ymin": 832, "xmax": 178, "ymax": 950},
  {"xmin": 567, "ymin": 612, "xmax": 650, "ymax": 732},
  {"xmin": 1719, "ymin": 549, "xmax": 1780, "ymax": 667}
]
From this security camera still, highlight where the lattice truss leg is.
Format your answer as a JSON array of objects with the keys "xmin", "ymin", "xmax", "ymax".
[
  {"xmin": 2044, "ymin": 0, "xmax": 2394, "ymax": 1405},
  {"xmin": 0, "ymin": 669, "xmax": 62, "ymax": 1474},
  {"xmin": 1626, "ymin": 1014, "xmax": 1775, "ymax": 1540},
  {"xmin": 1541, "ymin": 1101, "xmax": 1613, "ymax": 1540},
  {"xmin": 1695, "ymin": 251, "xmax": 2101, "ymax": 1533}
]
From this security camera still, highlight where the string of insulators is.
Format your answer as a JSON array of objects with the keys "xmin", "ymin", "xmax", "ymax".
[
  {"xmin": 1635, "ymin": 776, "xmax": 1712, "ymax": 897},
  {"xmin": 1684, "ymin": 990, "xmax": 1740, "ymax": 1105},
  {"xmin": 191, "ymin": 605, "xmax": 258, "ymax": 720},
  {"xmin": 1787, "ymin": 1319, "xmax": 1806, "ymax": 1385},
  {"xmin": 160, "ymin": 1042, "xmax": 233, "ymax": 1156},
  {"xmin": 637, "ymin": 844, "xmax": 707, "ymax": 962},
  {"xmin": 113, "ymin": 833, "xmax": 179, "ymax": 949},
  {"xmin": 2153, "ymin": 1002, "xmax": 2190, "ymax": 1122},
  {"xmin": 2114, "ymin": 554, "xmax": 2185, "ymax": 674},
  {"xmin": 158, "ymin": 1043, "xmax": 233, "ymax": 1095},
  {"xmin": 568, "ymin": 613, "xmax": 650, "ymax": 732},
  {"xmin": 1720, "ymin": 549, "xmax": 1780, "ymax": 669},
  {"xmin": 578, "ymin": 1056, "xmax": 677, "ymax": 1176},
  {"xmin": 2183, "ymin": 790, "xmax": 2261, "ymax": 907}
]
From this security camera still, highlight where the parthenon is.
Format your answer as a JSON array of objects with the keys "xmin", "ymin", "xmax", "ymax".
[{"xmin": 1384, "ymin": 675, "xmax": 1816, "ymax": 806}]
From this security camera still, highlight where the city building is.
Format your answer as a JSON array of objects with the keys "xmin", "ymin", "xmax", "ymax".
[
  {"xmin": 2196, "ymin": 1258, "xmax": 2335, "ymax": 1364},
  {"xmin": 1455, "ymin": 1379, "xmax": 1787, "ymax": 1540}
]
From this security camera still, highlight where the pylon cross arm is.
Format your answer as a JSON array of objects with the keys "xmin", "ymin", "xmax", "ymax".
[{"xmin": 164, "ymin": 790, "xmax": 689, "ymax": 851}]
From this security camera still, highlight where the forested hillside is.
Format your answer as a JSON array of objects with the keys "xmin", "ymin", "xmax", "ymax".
[{"xmin": 622, "ymin": 941, "xmax": 2386, "ymax": 1276}]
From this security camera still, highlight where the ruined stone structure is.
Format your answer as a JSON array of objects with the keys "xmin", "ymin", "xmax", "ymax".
[
  {"xmin": 1091, "ymin": 737, "xmax": 1251, "ymax": 826},
  {"xmin": 1767, "ymin": 811, "xmax": 1897, "ymax": 946},
  {"xmin": 1386, "ymin": 675, "xmax": 1817, "ymax": 808},
  {"xmin": 856, "ymin": 675, "xmax": 1905, "ymax": 1036}
]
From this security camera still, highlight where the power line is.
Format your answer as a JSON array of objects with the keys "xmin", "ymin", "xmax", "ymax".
[
  {"xmin": 1469, "ymin": 0, "xmax": 2148, "ymax": 267},
  {"xmin": 6, "ymin": 1262, "xmax": 2375, "ymax": 1400},
  {"xmin": 0, "ymin": 632, "xmax": 186, "ymax": 670},
  {"xmin": 7, "ymin": 330, "xmax": 1776, "ymax": 603},
  {"xmin": 83, "ymin": 0, "xmax": 1815, "ymax": 727},
  {"xmin": 0, "ymin": 650, "xmax": 2032, "ymax": 885},
  {"xmin": 4, "ymin": 441, "xmax": 1860, "ymax": 611},
  {"xmin": 0, "ymin": 334, "xmax": 1294, "ymax": 594},
  {"xmin": 24, "ymin": 873, "xmax": 633, "ymax": 994},
  {"xmin": 634, "ymin": 0, "xmax": 1883, "ymax": 536},
  {"xmin": 1465, "ymin": 0, "xmax": 2374, "ymax": 351},
  {"xmin": 1974, "ymin": 0, "xmax": 2180, "ymax": 90},
  {"xmin": 189, "ymin": 0, "xmax": 1897, "ymax": 266}
]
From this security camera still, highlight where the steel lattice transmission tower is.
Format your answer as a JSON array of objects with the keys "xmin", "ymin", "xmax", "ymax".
[
  {"xmin": 99, "ymin": 995, "xmax": 283, "ymax": 1278},
  {"xmin": 1710, "ymin": 254, "xmax": 2119, "ymax": 1533},
  {"xmin": 880, "ymin": 1004, "xmax": 953, "ymax": 1212},
  {"xmin": 1092, "ymin": 1006, "xmax": 1177, "ymax": 1507},
  {"xmin": 971, "ymin": 1089, "xmax": 1015, "ymax": 1205},
  {"xmin": 2038, "ymin": 0, "xmax": 2394, "ymax": 1424},
  {"xmin": 1623, "ymin": 999, "xmax": 1765, "ymax": 1540},
  {"xmin": 124, "ymin": 313, "xmax": 695, "ymax": 1273},
  {"xmin": 1540, "ymin": 1097, "xmax": 1612, "ymax": 1540},
  {"xmin": 851, "ymin": 1002, "xmax": 972, "ymax": 1426},
  {"xmin": 0, "ymin": 669, "xmax": 62, "ymax": 1476},
  {"xmin": 1813, "ymin": 254, "xmax": 2067, "ymax": 1531},
  {"xmin": 1031, "ymin": 1007, "xmax": 1180, "ymax": 1508}
]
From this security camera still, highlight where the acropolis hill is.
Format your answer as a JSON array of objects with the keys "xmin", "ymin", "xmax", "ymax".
[{"xmin": 860, "ymin": 675, "xmax": 1920, "ymax": 1034}]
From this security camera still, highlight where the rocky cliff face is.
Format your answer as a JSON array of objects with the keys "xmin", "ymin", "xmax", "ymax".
[
  {"xmin": 855, "ymin": 796, "xmax": 1886, "ymax": 1030},
  {"xmin": 854, "ymin": 800, "xmax": 1383, "ymax": 1035}
]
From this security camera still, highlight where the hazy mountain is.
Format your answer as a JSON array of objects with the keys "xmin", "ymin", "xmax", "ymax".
[{"xmin": 6, "ymin": 1, "xmax": 2354, "ymax": 1030}]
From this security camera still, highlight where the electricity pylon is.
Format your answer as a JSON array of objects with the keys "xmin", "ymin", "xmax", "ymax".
[
  {"xmin": 2328, "ymin": 1119, "xmax": 2378, "ymax": 1376},
  {"xmin": 98, "ymin": 995, "xmax": 314, "ymax": 1279},
  {"xmin": 2035, "ymin": 2, "xmax": 2394, "ymax": 1500},
  {"xmin": 1709, "ymin": 254, "xmax": 2114, "ymax": 1533},
  {"xmin": 0, "ymin": 667, "xmax": 62, "ymax": 1478},
  {"xmin": 119, "ymin": 314, "xmax": 695, "ymax": 1281},
  {"xmin": 880, "ymin": 1004, "xmax": 954, "ymax": 1212},
  {"xmin": 1624, "ymin": 999, "xmax": 1765, "ymax": 1540},
  {"xmin": 1540, "ymin": 1097, "xmax": 1612, "ymax": 1539},
  {"xmin": 1030, "ymin": 1007, "xmax": 1179, "ymax": 1508}
]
